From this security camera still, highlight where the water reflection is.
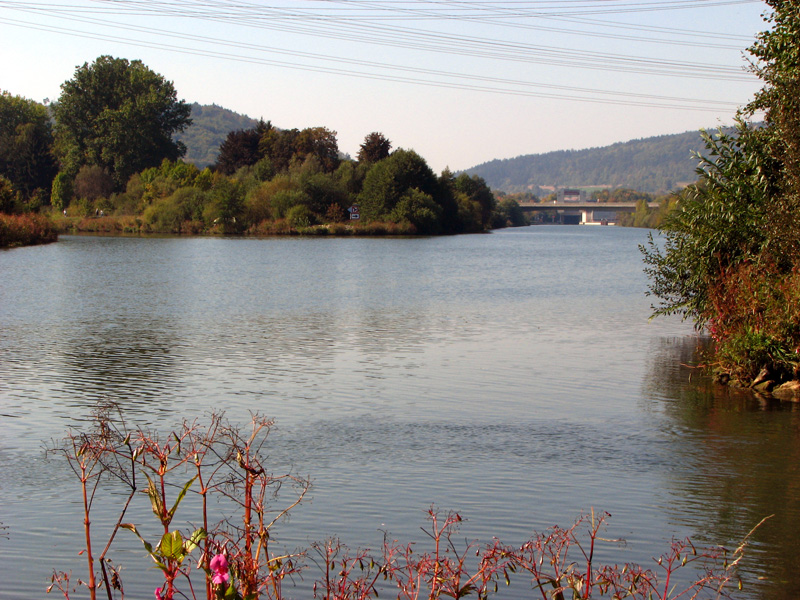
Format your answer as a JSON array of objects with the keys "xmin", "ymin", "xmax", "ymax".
[{"xmin": 642, "ymin": 335, "xmax": 800, "ymax": 600}]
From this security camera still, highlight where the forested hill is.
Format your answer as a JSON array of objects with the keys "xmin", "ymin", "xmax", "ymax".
[
  {"xmin": 465, "ymin": 129, "xmax": 714, "ymax": 194},
  {"xmin": 175, "ymin": 103, "xmax": 258, "ymax": 168}
]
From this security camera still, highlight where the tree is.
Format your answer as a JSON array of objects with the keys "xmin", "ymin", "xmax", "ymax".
[
  {"xmin": 214, "ymin": 120, "xmax": 271, "ymax": 175},
  {"xmin": 641, "ymin": 0, "xmax": 800, "ymax": 381},
  {"xmin": 743, "ymin": 0, "xmax": 800, "ymax": 261},
  {"xmin": 641, "ymin": 122, "xmax": 772, "ymax": 322},
  {"xmin": 259, "ymin": 128, "xmax": 300, "ymax": 173},
  {"xmin": 51, "ymin": 172, "xmax": 73, "ymax": 211},
  {"xmin": 53, "ymin": 56, "xmax": 192, "ymax": 189},
  {"xmin": 0, "ymin": 91, "xmax": 57, "ymax": 199},
  {"xmin": 74, "ymin": 165, "xmax": 115, "ymax": 202},
  {"xmin": 494, "ymin": 198, "xmax": 527, "ymax": 227},
  {"xmin": 357, "ymin": 132, "xmax": 391, "ymax": 164},
  {"xmin": 0, "ymin": 175, "xmax": 16, "ymax": 213},
  {"xmin": 295, "ymin": 127, "xmax": 340, "ymax": 172},
  {"xmin": 358, "ymin": 149, "xmax": 440, "ymax": 222},
  {"xmin": 451, "ymin": 173, "xmax": 496, "ymax": 230}
]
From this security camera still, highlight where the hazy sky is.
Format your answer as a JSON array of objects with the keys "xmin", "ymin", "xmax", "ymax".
[{"xmin": 1, "ymin": 0, "xmax": 768, "ymax": 172}]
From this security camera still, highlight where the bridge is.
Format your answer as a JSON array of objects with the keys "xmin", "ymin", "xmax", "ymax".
[{"xmin": 518, "ymin": 201, "xmax": 659, "ymax": 225}]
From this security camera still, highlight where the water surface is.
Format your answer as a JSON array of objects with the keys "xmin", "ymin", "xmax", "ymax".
[{"xmin": 1, "ymin": 227, "xmax": 798, "ymax": 599}]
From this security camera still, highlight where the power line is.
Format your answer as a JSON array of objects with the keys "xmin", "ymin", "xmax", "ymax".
[{"xmin": 0, "ymin": 0, "xmax": 762, "ymax": 113}]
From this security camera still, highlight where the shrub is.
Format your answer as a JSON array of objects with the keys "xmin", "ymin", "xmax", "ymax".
[
  {"xmin": 51, "ymin": 172, "xmax": 73, "ymax": 211},
  {"xmin": 74, "ymin": 165, "xmax": 115, "ymax": 202},
  {"xmin": 0, "ymin": 212, "xmax": 57, "ymax": 247},
  {"xmin": 286, "ymin": 204, "xmax": 314, "ymax": 229}
]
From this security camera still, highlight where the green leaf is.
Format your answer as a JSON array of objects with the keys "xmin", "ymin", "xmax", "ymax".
[
  {"xmin": 224, "ymin": 581, "xmax": 237, "ymax": 599},
  {"xmin": 159, "ymin": 530, "xmax": 185, "ymax": 561},
  {"xmin": 184, "ymin": 528, "xmax": 206, "ymax": 554},
  {"xmin": 120, "ymin": 523, "xmax": 154, "ymax": 555},
  {"xmin": 168, "ymin": 475, "xmax": 197, "ymax": 522},
  {"xmin": 143, "ymin": 472, "xmax": 166, "ymax": 523}
]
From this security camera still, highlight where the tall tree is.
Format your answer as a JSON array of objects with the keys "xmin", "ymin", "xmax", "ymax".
[
  {"xmin": 357, "ymin": 132, "xmax": 392, "ymax": 164},
  {"xmin": 358, "ymin": 148, "xmax": 440, "ymax": 222},
  {"xmin": 744, "ymin": 0, "xmax": 800, "ymax": 260},
  {"xmin": 214, "ymin": 120, "xmax": 271, "ymax": 175},
  {"xmin": 451, "ymin": 173, "xmax": 496, "ymax": 230},
  {"xmin": 641, "ymin": 0, "xmax": 800, "ymax": 382},
  {"xmin": 53, "ymin": 56, "xmax": 192, "ymax": 188},
  {"xmin": 295, "ymin": 127, "xmax": 340, "ymax": 172},
  {"xmin": 0, "ymin": 91, "xmax": 57, "ymax": 199}
]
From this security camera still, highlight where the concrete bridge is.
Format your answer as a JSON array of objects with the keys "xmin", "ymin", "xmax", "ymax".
[{"xmin": 518, "ymin": 201, "xmax": 659, "ymax": 225}]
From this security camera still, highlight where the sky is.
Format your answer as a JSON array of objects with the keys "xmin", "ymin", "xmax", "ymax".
[{"xmin": 0, "ymin": 0, "xmax": 770, "ymax": 173}]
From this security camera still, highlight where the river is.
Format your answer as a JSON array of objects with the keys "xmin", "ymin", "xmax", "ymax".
[{"xmin": 1, "ymin": 226, "xmax": 799, "ymax": 599}]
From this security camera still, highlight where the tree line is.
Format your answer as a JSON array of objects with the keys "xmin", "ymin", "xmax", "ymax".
[{"xmin": 0, "ymin": 55, "xmax": 525, "ymax": 239}]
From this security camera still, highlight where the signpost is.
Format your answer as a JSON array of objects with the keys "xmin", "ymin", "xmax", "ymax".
[{"xmin": 348, "ymin": 205, "xmax": 360, "ymax": 220}]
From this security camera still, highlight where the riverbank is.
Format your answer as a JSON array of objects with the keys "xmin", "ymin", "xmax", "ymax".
[
  {"xmin": 51, "ymin": 212, "xmax": 437, "ymax": 236},
  {"xmin": 0, "ymin": 213, "xmax": 58, "ymax": 248}
]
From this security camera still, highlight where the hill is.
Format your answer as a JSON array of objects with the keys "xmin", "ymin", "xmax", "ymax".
[
  {"xmin": 465, "ymin": 130, "xmax": 714, "ymax": 195},
  {"xmin": 175, "ymin": 103, "xmax": 259, "ymax": 168}
]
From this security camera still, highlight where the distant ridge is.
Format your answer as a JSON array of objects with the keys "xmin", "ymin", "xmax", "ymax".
[
  {"xmin": 465, "ymin": 129, "xmax": 714, "ymax": 195},
  {"xmin": 175, "ymin": 103, "xmax": 259, "ymax": 168}
]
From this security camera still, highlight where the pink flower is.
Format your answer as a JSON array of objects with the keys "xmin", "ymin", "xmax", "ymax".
[
  {"xmin": 212, "ymin": 571, "xmax": 230, "ymax": 585},
  {"xmin": 210, "ymin": 553, "xmax": 230, "ymax": 586},
  {"xmin": 210, "ymin": 554, "xmax": 228, "ymax": 573}
]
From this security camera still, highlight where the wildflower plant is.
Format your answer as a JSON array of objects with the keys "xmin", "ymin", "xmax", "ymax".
[{"xmin": 49, "ymin": 407, "xmax": 762, "ymax": 600}]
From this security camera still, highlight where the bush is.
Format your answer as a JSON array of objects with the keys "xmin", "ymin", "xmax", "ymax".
[
  {"xmin": 51, "ymin": 172, "xmax": 73, "ymax": 211},
  {"xmin": 706, "ymin": 260, "xmax": 800, "ymax": 382},
  {"xmin": 0, "ymin": 212, "xmax": 57, "ymax": 247},
  {"xmin": 286, "ymin": 204, "xmax": 314, "ymax": 229},
  {"xmin": 74, "ymin": 165, "xmax": 114, "ymax": 202}
]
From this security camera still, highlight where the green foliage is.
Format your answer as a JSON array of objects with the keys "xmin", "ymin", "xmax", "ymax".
[
  {"xmin": 295, "ymin": 126, "xmax": 340, "ymax": 172},
  {"xmin": 143, "ymin": 187, "xmax": 209, "ymax": 232},
  {"xmin": 642, "ymin": 121, "xmax": 773, "ymax": 323},
  {"xmin": 271, "ymin": 189, "xmax": 310, "ymax": 220},
  {"xmin": 390, "ymin": 188, "xmax": 442, "ymax": 234},
  {"xmin": 592, "ymin": 187, "xmax": 654, "ymax": 203},
  {"xmin": 195, "ymin": 167, "xmax": 213, "ymax": 191},
  {"xmin": 705, "ymin": 260, "xmax": 800, "ymax": 382},
  {"xmin": 644, "ymin": 0, "xmax": 800, "ymax": 383},
  {"xmin": 253, "ymin": 157, "xmax": 275, "ymax": 182},
  {"xmin": 334, "ymin": 160, "xmax": 367, "ymax": 197},
  {"xmin": 493, "ymin": 198, "xmax": 528, "ymax": 227},
  {"xmin": 53, "ymin": 56, "xmax": 192, "ymax": 188},
  {"xmin": 0, "ymin": 91, "xmax": 57, "ymax": 199},
  {"xmin": 204, "ymin": 178, "xmax": 244, "ymax": 229},
  {"xmin": 358, "ymin": 149, "xmax": 440, "ymax": 222},
  {"xmin": 451, "ymin": 173, "xmax": 496, "ymax": 231},
  {"xmin": 257, "ymin": 126, "xmax": 341, "ymax": 175},
  {"xmin": 297, "ymin": 169, "xmax": 348, "ymax": 216},
  {"xmin": 286, "ymin": 204, "xmax": 314, "ymax": 229},
  {"xmin": 50, "ymin": 172, "xmax": 73, "ymax": 211},
  {"xmin": 0, "ymin": 174, "xmax": 18, "ymax": 213}
]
